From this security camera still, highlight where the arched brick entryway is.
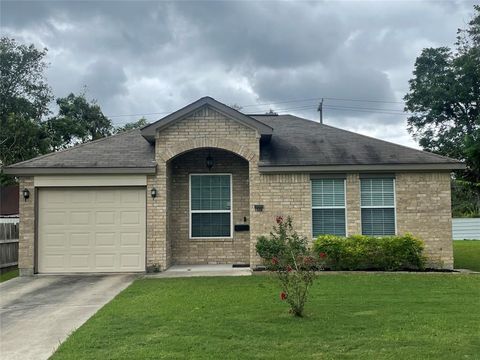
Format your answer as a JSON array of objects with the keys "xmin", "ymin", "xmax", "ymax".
[{"xmin": 167, "ymin": 147, "xmax": 250, "ymax": 265}]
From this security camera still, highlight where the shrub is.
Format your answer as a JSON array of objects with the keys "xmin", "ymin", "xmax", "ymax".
[
  {"xmin": 256, "ymin": 216, "xmax": 325, "ymax": 317},
  {"xmin": 313, "ymin": 233, "xmax": 425, "ymax": 271}
]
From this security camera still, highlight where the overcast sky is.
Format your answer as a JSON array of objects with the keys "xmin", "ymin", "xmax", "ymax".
[{"xmin": 1, "ymin": 0, "xmax": 476, "ymax": 147}]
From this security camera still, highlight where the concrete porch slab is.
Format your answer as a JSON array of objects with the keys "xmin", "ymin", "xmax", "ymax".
[{"xmin": 145, "ymin": 264, "xmax": 252, "ymax": 278}]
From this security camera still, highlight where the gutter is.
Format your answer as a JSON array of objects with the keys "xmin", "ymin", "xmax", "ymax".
[{"xmin": 258, "ymin": 163, "xmax": 466, "ymax": 173}]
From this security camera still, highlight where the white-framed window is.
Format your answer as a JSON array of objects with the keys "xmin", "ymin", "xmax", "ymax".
[
  {"xmin": 311, "ymin": 178, "xmax": 347, "ymax": 237},
  {"xmin": 189, "ymin": 174, "xmax": 232, "ymax": 238},
  {"xmin": 360, "ymin": 178, "xmax": 396, "ymax": 236}
]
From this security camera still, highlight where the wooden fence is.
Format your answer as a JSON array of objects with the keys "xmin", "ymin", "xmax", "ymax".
[
  {"xmin": 452, "ymin": 218, "xmax": 480, "ymax": 240},
  {"xmin": 0, "ymin": 222, "xmax": 19, "ymax": 268}
]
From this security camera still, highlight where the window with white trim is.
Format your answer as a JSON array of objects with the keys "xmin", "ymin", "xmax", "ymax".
[
  {"xmin": 360, "ymin": 178, "xmax": 396, "ymax": 236},
  {"xmin": 311, "ymin": 178, "xmax": 346, "ymax": 237},
  {"xmin": 190, "ymin": 174, "xmax": 232, "ymax": 238}
]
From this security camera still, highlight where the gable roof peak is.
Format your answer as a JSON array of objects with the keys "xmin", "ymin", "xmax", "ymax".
[{"xmin": 140, "ymin": 96, "xmax": 273, "ymax": 142}]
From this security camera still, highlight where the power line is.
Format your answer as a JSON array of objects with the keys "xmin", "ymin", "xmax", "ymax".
[
  {"xmin": 323, "ymin": 96, "xmax": 405, "ymax": 104},
  {"xmin": 105, "ymin": 95, "xmax": 406, "ymax": 119},
  {"xmin": 324, "ymin": 106, "xmax": 412, "ymax": 116},
  {"xmin": 110, "ymin": 104, "xmax": 413, "ymax": 125},
  {"xmin": 108, "ymin": 110, "xmax": 172, "ymax": 118},
  {"xmin": 323, "ymin": 104, "xmax": 405, "ymax": 113}
]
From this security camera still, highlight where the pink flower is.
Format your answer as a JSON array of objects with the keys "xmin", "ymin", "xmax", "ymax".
[
  {"xmin": 286, "ymin": 265, "xmax": 292, "ymax": 272},
  {"xmin": 271, "ymin": 257, "xmax": 279, "ymax": 265},
  {"xmin": 319, "ymin": 252, "xmax": 327, "ymax": 259},
  {"xmin": 280, "ymin": 292, "xmax": 287, "ymax": 300},
  {"xmin": 275, "ymin": 216, "xmax": 284, "ymax": 224}
]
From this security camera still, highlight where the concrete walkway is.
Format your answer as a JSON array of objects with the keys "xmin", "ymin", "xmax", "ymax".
[
  {"xmin": 0, "ymin": 274, "xmax": 136, "ymax": 360},
  {"xmin": 145, "ymin": 264, "xmax": 252, "ymax": 278}
]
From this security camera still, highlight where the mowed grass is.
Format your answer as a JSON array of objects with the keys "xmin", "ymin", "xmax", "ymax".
[
  {"xmin": 0, "ymin": 268, "xmax": 18, "ymax": 283},
  {"xmin": 52, "ymin": 275, "xmax": 480, "ymax": 360},
  {"xmin": 454, "ymin": 240, "xmax": 480, "ymax": 271}
]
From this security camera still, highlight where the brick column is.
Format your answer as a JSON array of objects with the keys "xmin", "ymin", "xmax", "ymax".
[
  {"xmin": 146, "ymin": 166, "xmax": 168, "ymax": 271},
  {"xmin": 346, "ymin": 173, "xmax": 361, "ymax": 235},
  {"xmin": 18, "ymin": 177, "xmax": 35, "ymax": 276}
]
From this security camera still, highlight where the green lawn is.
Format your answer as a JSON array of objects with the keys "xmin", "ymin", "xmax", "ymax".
[
  {"xmin": 0, "ymin": 268, "xmax": 18, "ymax": 283},
  {"xmin": 454, "ymin": 240, "xmax": 480, "ymax": 271},
  {"xmin": 52, "ymin": 275, "xmax": 480, "ymax": 360}
]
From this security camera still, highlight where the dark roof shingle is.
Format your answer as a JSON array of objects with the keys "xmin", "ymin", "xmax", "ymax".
[
  {"xmin": 5, "ymin": 111, "xmax": 463, "ymax": 175},
  {"xmin": 252, "ymin": 114, "xmax": 463, "ymax": 168},
  {"xmin": 6, "ymin": 129, "xmax": 155, "ymax": 171}
]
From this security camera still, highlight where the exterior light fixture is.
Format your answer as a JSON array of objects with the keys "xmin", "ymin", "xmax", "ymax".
[
  {"xmin": 206, "ymin": 154, "xmax": 214, "ymax": 170},
  {"xmin": 150, "ymin": 188, "xmax": 157, "ymax": 198},
  {"xmin": 22, "ymin": 188, "xmax": 30, "ymax": 201}
]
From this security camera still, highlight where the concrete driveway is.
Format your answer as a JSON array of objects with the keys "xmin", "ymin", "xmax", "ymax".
[{"xmin": 0, "ymin": 274, "xmax": 136, "ymax": 360}]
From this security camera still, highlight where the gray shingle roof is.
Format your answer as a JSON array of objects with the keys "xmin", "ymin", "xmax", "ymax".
[
  {"xmin": 5, "ymin": 129, "xmax": 156, "ymax": 174},
  {"xmin": 252, "ymin": 114, "xmax": 463, "ymax": 169},
  {"xmin": 4, "ymin": 109, "xmax": 463, "ymax": 175}
]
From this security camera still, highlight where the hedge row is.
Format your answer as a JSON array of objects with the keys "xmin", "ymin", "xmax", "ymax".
[{"xmin": 313, "ymin": 233, "xmax": 426, "ymax": 271}]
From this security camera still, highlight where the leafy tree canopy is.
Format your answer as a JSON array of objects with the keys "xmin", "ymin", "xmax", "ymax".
[
  {"xmin": 0, "ymin": 37, "xmax": 53, "ymax": 123},
  {"xmin": 44, "ymin": 92, "xmax": 113, "ymax": 150},
  {"xmin": 0, "ymin": 38, "xmax": 53, "ymax": 184},
  {"xmin": 404, "ymin": 5, "xmax": 480, "ymax": 185},
  {"xmin": 115, "ymin": 117, "xmax": 149, "ymax": 133},
  {"xmin": 0, "ymin": 38, "xmax": 114, "ymax": 184}
]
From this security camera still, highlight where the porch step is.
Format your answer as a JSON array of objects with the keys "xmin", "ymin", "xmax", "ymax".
[{"xmin": 144, "ymin": 264, "xmax": 252, "ymax": 279}]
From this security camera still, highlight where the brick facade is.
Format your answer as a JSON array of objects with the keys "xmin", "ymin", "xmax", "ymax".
[
  {"xmin": 18, "ymin": 177, "xmax": 35, "ymax": 276},
  {"xmin": 249, "ymin": 173, "xmax": 312, "ymax": 267},
  {"xmin": 169, "ymin": 148, "xmax": 250, "ymax": 264},
  {"xmin": 151, "ymin": 106, "xmax": 260, "ymax": 270},
  {"xmin": 16, "ymin": 105, "xmax": 455, "ymax": 274},
  {"xmin": 396, "ymin": 172, "xmax": 453, "ymax": 269}
]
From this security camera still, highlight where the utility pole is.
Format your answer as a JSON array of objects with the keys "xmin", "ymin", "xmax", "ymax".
[{"xmin": 317, "ymin": 98, "xmax": 324, "ymax": 124}]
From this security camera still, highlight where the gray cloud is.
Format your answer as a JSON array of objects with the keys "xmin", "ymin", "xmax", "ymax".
[{"xmin": 1, "ymin": 0, "xmax": 477, "ymax": 147}]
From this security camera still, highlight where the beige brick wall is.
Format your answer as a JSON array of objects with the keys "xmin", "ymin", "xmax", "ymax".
[
  {"xmin": 147, "ymin": 105, "xmax": 454, "ymax": 270},
  {"xmin": 169, "ymin": 148, "xmax": 250, "ymax": 264},
  {"xmin": 18, "ymin": 177, "xmax": 35, "ymax": 275},
  {"xmin": 249, "ymin": 173, "xmax": 312, "ymax": 266},
  {"xmin": 150, "ymin": 105, "xmax": 260, "ymax": 269},
  {"xmin": 346, "ymin": 173, "xmax": 361, "ymax": 235},
  {"xmin": 146, "ymin": 173, "xmax": 167, "ymax": 271},
  {"xmin": 396, "ymin": 172, "xmax": 453, "ymax": 269}
]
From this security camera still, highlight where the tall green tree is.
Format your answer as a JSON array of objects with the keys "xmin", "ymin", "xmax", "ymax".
[
  {"xmin": 0, "ymin": 37, "xmax": 53, "ymax": 184},
  {"xmin": 1, "ymin": 38, "xmax": 114, "ymax": 184},
  {"xmin": 0, "ymin": 37, "xmax": 52, "ymax": 123},
  {"xmin": 44, "ymin": 92, "xmax": 113, "ymax": 149},
  {"xmin": 404, "ymin": 5, "xmax": 480, "ymax": 186}
]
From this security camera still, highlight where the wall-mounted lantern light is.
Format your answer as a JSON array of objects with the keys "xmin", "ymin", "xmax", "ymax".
[
  {"xmin": 150, "ymin": 188, "xmax": 157, "ymax": 198},
  {"xmin": 22, "ymin": 188, "xmax": 30, "ymax": 201},
  {"xmin": 206, "ymin": 154, "xmax": 214, "ymax": 170}
]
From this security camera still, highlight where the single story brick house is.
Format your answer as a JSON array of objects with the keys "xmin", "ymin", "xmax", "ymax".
[{"xmin": 5, "ymin": 97, "xmax": 464, "ymax": 275}]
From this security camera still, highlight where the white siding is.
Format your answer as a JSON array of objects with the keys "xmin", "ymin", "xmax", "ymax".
[{"xmin": 452, "ymin": 218, "xmax": 480, "ymax": 240}]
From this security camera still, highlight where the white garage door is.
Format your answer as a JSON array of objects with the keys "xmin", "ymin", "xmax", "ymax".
[{"xmin": 38, "ymin": 187, "xmax": 146, "ymax": 273}]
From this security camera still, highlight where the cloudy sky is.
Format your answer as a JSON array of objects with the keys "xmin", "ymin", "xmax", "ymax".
[{"xmin": 1, "ymin": 0, "xmax": 476, "ymax": 147}]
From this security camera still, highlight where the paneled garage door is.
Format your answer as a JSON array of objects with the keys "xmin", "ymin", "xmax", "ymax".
[{"xmin": 38, "ymin": 188, "xmax": 146, "ymax": 273}]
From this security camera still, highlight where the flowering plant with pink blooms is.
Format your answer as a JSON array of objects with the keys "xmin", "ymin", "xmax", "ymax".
[{"xmin": 256, "ymin": 216, "xmax": 326, "ymax": 317}]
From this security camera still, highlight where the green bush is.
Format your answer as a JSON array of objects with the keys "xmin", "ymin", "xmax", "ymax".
[
  {"xmin": 256, "ymin": 216, "xmax": 308, "ymax": 262},
  {"xmin": 313, "ymin": 233, "xmax": 426, "ymax": 271}
]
